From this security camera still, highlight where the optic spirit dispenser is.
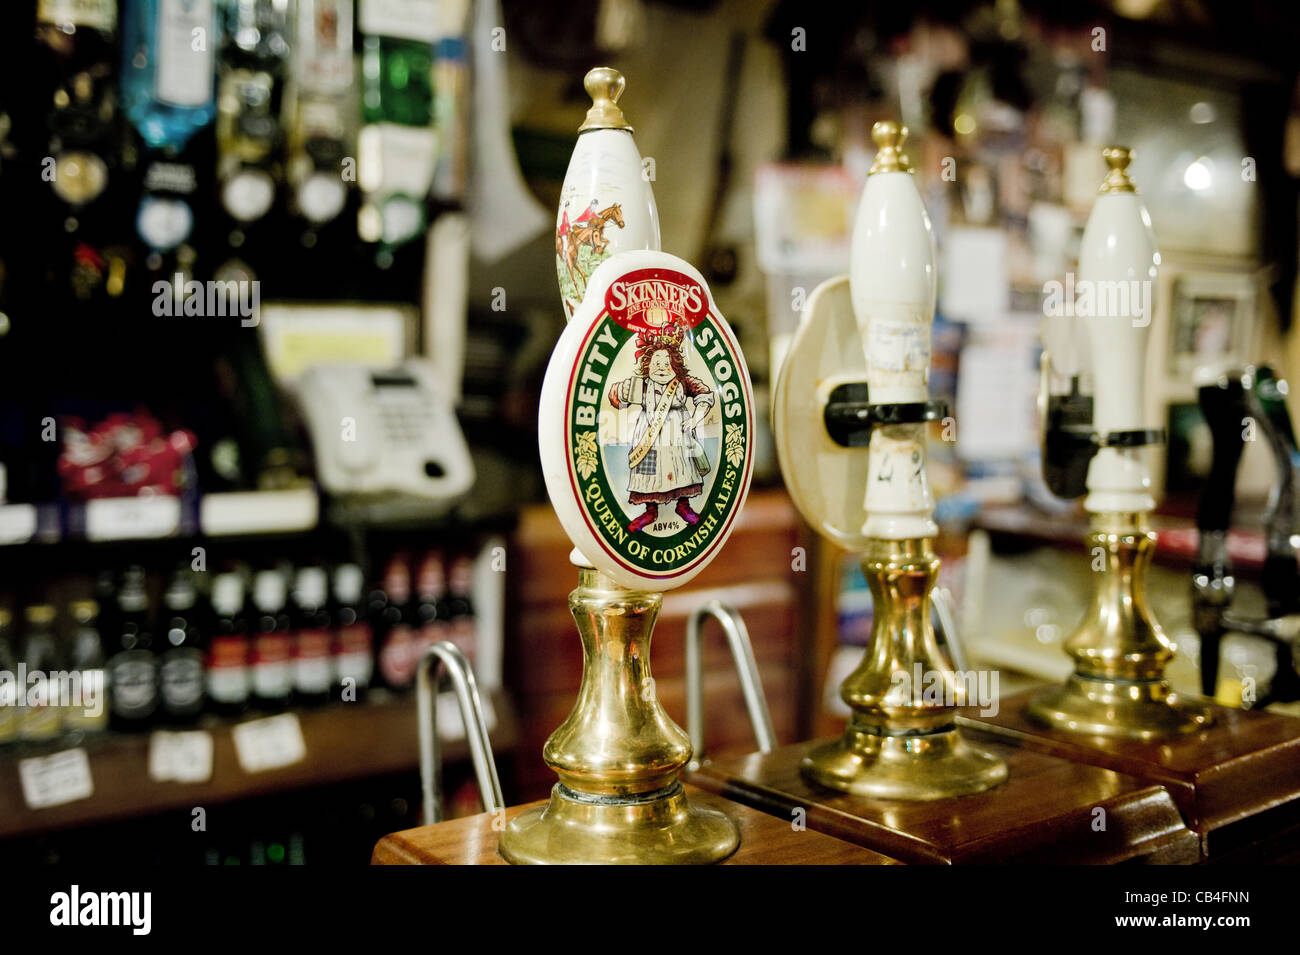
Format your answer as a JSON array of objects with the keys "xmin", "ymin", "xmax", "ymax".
[
  {"xmin": 773, "ymin": 122, "xmax": 1006, "ymax": 798},
  {"xmin": 498, "ymin": 71, "xmax": 755, "ymax": 864},
  {"xmin": 1027, "ymin": 147, "xmax": 1210, "ymax": 739}
]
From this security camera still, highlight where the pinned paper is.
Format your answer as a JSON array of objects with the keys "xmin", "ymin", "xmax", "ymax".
[
  {"xmin": 19, "ymin": 749, "xmax": 94, "ymax": 810},
  {"xmin": 232, "ymin": 714, "xmax": 307, "ymax": 774},
  {"xmin": 149, "ymin": 730, "xmax": 214, "ymax": 783}
]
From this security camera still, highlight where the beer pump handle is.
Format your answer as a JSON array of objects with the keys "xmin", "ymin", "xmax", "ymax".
[
  {"xmin": 554, "ymin": 68, "xmax": 661, "ymax": 322},
  {"xmin": 1078, "ymin": 146, "xmax": 1160, "ymax": 515},
  {"xmin": 1196, "ymin": 377, "xmax": 1248, "ymax": 536},
  {"xmin": 1248, "ymin": 368, "xmax": 1300, "ymax": 620},
  {"xmin": 1193, "ymin": 375, "xmax": 1248, "ymax": 697},
  {"xmin": 848, "ymin": 121, "xmax": 939, "ymax": 540}
]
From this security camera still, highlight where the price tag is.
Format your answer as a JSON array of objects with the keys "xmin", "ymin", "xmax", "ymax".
[
  {"xmin": 18, "ymin": 748, "xmax": 94, "ymax": 809},
  {"xmin": 232, "ymin": 713, "xmax": 307, "ymax": 773},
  {"xmin": 0, "ymin": 504, "xmax": 37, "ymax": 545},
  {"xmin": 148, "ymin": 730, "xmax": 214, "ymax": 783},
  {"xmin": 84, "ymin": 495, "xmax": 182, "ymax": 541}
]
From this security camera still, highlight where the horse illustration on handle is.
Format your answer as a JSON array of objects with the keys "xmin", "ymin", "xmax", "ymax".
[{"xmin": 556, "ymin": 201, "xmax": 626, "ymax": 301}]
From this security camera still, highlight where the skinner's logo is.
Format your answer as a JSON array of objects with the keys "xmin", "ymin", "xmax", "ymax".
[
  {"xmin": 568, "ymin": 268, "xmax": 751, "ymax": 579},
  {"xmin": 605, "ymin": 269, "xmax": 708, "ymax": 330}
]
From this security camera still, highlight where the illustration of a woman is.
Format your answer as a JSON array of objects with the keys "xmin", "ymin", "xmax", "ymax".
[{"xmin": 607, "ymin": 320, "xmax": 714, "ymax": 533}]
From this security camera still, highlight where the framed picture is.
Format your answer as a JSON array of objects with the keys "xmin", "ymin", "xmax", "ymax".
[{"xmin": 1167, "ymin": 272, "xmax": 1258, "ymax": 382}]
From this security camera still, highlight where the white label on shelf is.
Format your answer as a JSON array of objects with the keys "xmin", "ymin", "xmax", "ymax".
[
  {"xmin": 38, "ymin": 0, "xmax": 117, "ymax": 32},
  {"xmin": 84, "ymin": 495, "xmax": 182, "ymax": 541},
  {"xmin": 156, "ymin": 0, "xmax": 215, "ymax": 108},
  {"xmin": 359, "ymin": 0, "xmax": 441, "ymax": 43},
  {"xmin": 232, "ymin": 713, "xmax": 307, "ymax": 773},
  {"xmin": 198, "ymin": 488, "xmax": 318, "ymax": 536},
  {"xmin": 148, "ymin": 730, "xmax": 214, "ymax": 783},
  {"xmin": 19, "ymin": 748, "xmax": 95, "ymax": 810},
  {"xmin": 0, "ymin": 504, "xmax": 38, "ymax": 545}
]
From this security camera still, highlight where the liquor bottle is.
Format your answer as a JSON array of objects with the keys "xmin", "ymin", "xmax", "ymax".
[
  {"xmin": 123, "ymin": 0, "xmax": 218, "ymax": 257},
  {"xmin": 215, "ymin": 0, "xmax": 291, "ymax": 225},
  {"xmin": 19, "ymin": 605, "xmax": 64, "ymax": 742},
  {"xmin": 250, "ymin": 569, "xmax": 292, "ymax": 708},
  {"xmin": 286, "ymin": 0, "xmax": 355, "ymax": 227},
  {"xmin": 36, "ymin": 0, "xmax": 119, "ymax": 210},
  {"xmin": 0, "ymin": 609, "xmax": 18, "ymax": 745},
  {"xmin": 121, "ymin": 0, "xmax": 218, "ymax": 150},
  {"xmin": 158, "ymin": 568, "xmax": 206, "ymax": 722},
  {"xmin": 357, "ymin": 0, "xmax": 439, "ymax": 252},
  {"xmin": 64, "ymin": 599, "xmax": 109, "ymax": 735},
  {"xmin": 207, "ymin": 570, "xmax": 251, "ymax": 714},
  {"xmin": 373, "ymin": 553, "xmax": 418, "ymax": 690},
  {"xmin": 331, "ymin": 563, "xmax": 372, "ymax": 702},
  {"xmin": 290, "ymin": 566, "xmax": 332, "ymax": 706},
  {"xmin": 108, "ymin": 566, "xmax": 160, "ymax": 729},
  {"xmin": 445, "ymin": 553, "xmax": 477, "ymax": 666},
  {"xmin": 413, "ymin": 550, "xmax": 447, "ymax": 665}
]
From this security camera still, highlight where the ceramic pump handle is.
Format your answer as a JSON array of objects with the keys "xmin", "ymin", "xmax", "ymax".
[
  {"xmin": 555, "ymin": 67, "xmax": 662, "ymax": 322},
  {"xmin": 848, "ymin": 122, "xmax": 938, "ymax": 540},
  {"xmin": 1079, "ymin": 146, "xmax": 1160, "ymax": 514}
]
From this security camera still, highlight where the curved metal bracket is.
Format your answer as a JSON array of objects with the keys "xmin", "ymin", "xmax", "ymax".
[
  {"xmin": 417, "ymin": 642, "xmax": 505, "ymax": 825},
  {"xmin": 930, "ymin": 585, "xmax": 969, "ymax": 673},
  {"xmin": 685, "ymin": 601, "xmax": 776, "ymax": 773}
]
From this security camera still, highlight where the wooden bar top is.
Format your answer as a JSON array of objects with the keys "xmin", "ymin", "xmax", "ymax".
[
  {"xmin": 689, "ymin": 730, "xmax": 1199, "ymax": 865},
  {"xmin": 960, "ymin": 689, "xmax": 1300, "ymax": 858},
  {"xmin": 372, "ymin": 785, "xmax": 901, "ymax": 865}
]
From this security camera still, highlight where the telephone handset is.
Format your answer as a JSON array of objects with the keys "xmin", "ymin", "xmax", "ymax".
[{"xmin": 297, "ymin": 360, "xmax": 475, "ymax": 501}]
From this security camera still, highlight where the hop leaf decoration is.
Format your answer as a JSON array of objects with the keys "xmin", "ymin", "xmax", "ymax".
[
  {"xmin": 724, "ymin": 423, "xmax": 745, "ymax": 469},
  {"xmin": 574, "ymin": 431, "xmax": 600, "ymax": 480}
]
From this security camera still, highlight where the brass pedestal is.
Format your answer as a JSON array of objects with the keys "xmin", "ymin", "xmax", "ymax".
[
  {"xmin": 498, "ymin": 568, "xmax": 739, "ymax": 864},
  {"xmin": 498, "ymin": 782, "xmax": 738, "ymax": 865},
  {"xmin": 801, "ymin": 538, "xmax": 1007, "ymax": 800},
  {"xmin": 1024, "ymin": 512, "xmax": 1211, "ymax": 740}
]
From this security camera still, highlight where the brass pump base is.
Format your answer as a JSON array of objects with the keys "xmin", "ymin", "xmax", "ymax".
[
  {"xmin": 803, "ymin": 722, "xmax": 1008, "ymax": 801},
  {"xmin": 801, "ymin": 539, "xmax": 1007, "ymax": 801},
  {"xmin": 1026, "ymin": 674, "xmax": 1208, "ymax": 741},
  {"xmin": 497, "ymin": 568, "xmax": 739, "ymax": 864},
  {"xmin": 1025, "ymin": 512, "xmax": 1211, "ymax": 741},
  {"xmin": 499, "ymin": 782, "xmax": 739, "ymax": 865}
]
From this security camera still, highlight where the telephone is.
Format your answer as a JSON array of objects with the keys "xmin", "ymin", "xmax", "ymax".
[{"xmin": 296, "ymin": 360, "xmax": 475, "ymax": 501}]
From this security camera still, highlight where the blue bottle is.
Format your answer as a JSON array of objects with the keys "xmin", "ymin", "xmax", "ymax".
[{"xmin": 121, "ymin": 0, "xmax": 219, "ymax": 151}]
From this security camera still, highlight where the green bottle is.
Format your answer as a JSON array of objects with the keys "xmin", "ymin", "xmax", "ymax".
[{"xmin": 357, "ymin": 0, "xmax": 441, "ymax": 251}]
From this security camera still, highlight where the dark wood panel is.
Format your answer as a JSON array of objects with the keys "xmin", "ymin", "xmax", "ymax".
[{"xmin": 511, "ymin": 594, "xmax": 797, "ymax": 695}]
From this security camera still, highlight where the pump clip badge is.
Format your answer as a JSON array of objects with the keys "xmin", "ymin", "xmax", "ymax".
[{"xmin": 556, "ymin": 256, "xmax": 753, "ymax": 587}]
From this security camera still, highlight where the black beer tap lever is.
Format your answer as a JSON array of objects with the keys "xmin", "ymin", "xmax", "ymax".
[
  {"xmin": 1193, "ymin": 374, "xmax": 1249, "ymax": 699},
  {"xmin": 1246, "ymin": 367, "xmax": 1300, "ymax": 704}
]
